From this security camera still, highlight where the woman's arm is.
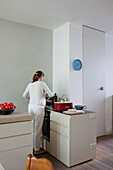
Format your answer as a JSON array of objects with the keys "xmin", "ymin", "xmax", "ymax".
[
  {"xmin": 42, "ymin": 82, "xmax": 54, "ymax": 98},
  {"xmin": 23, "ymin": 84, "xmax": 30, "ymax": 99}
]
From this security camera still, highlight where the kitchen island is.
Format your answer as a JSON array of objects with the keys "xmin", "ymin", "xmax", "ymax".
[
  {"xmin": 0, "ymin": 110, "xmax": 33, "ymax": 170},
  {"xmin": 45, "ymin": 107, "xmax": 96, "ymax": 167}
]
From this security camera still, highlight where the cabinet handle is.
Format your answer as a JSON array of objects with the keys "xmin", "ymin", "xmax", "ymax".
[{"xmin": 44, "ymin": 118, "xmax": 48, "ymax": 120}]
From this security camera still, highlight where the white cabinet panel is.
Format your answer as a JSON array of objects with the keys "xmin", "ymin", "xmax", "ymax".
[
  {"xmin": 51, "ymin": 111, "xmax": 70, "ymax": 127},
  {"xmin": 0, "ymin": 146, "xmax": 33, "ymax": 170},
  {"xmin": 0, "ymin": 120, "xmax": 33, "ymax": 170},
  {"xmin": 0, "ymin": 134, "xmax": 33, "ymax": 152},
  {"xmin": 70, "ymin": 113, "xmax": 96, "ymax": 165},
  {"xmin": 50, "ymin": 121, "xmax": 70, "ymax": 138},
  {"xmin": 0, "ymin": 121, "xmax": 33, "ymax": 138},
  {"xmin": 46, "ymin": 130, "xmax": 70, "ymax": 167}
]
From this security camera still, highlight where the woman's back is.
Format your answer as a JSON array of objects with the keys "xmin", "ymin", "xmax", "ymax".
[
  {"xmin": 23, "ymin": 81, "xmax": 53, "ymax": 106},
  {"xmin": 28, "ymin": 81, "xmax": 45, "ymax": 106}
]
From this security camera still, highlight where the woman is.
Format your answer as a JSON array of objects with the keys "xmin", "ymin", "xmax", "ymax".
[{"xmin": 23, "ymin": 71, "xmax": 54, "ymax": 154}]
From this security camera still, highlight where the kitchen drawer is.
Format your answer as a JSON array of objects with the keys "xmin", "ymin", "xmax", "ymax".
[
  {"xmin": 0, "ymin": 134, "xmax": 33, "ymax": 152},
  {"xmin": 51, "ymin": 111, "xmax": 70, "ymax": 128},
  {"xmin": 50, "ymin": 121, "xmax": 70, "ymax": 138},
  {"xmin": 0, "ymin": 121, "xmax": 33, "ymax": 138}
]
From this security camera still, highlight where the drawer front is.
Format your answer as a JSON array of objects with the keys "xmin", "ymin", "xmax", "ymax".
[
  {"xmin": 51, "ymin": 111, "xmax": 70, "ymax": 128},
  {"xmin": 50, "ymin": 122, "xmax": 70, "ymax": 138},
  {"xmin": 0, "ymin": 121, "xmax": 33, "ymax": 138},
  {"xmin": 0, "ymin": 134, "xmax": 33, "ymax": 152}
]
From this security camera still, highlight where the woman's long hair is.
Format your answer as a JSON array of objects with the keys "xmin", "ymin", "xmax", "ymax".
[{"xmin": 32, "ymin": 71, "xmax": 44, "ymax": 83}]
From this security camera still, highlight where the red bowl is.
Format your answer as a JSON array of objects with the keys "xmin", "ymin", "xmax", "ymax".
[{"xmin": 0, "ymin": 106, "xmax": 16, "ymax": 115}]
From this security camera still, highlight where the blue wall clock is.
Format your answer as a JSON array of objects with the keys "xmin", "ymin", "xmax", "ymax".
[{"xmin": 72, "ymin": 59, "xmax": 82, "ymax": 71}]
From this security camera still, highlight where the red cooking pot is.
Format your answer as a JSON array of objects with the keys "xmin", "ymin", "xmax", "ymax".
[{"xmin": 54, "ymin": 102, "xmax": 73, "ymax": 111}]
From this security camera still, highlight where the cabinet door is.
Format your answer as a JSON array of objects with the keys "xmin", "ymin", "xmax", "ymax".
[
  {"xmin": 0, "ymin": 146, "xmax": 33, "ymax": 170},
  {"xmin": 83, "ymin": 26, "xmax": 105, "ymax": 137},
  {"xmin": 46, "ymin": 130, "xmax": 70, "ymax": 167}
]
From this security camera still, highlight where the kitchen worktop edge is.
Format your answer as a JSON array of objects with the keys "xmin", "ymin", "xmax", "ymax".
[
  {"xmin": 45, "ymin": 106, "xmax": 95, "ymax": 115},
  {"xmin": 0, "ymin": 109, "xmax": 33, "ymax": 124}
]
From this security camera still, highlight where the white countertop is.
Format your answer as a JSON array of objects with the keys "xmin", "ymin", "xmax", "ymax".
[{"xmin": 0, "ymin": 109, "xmax": 33, "ymax": 124}]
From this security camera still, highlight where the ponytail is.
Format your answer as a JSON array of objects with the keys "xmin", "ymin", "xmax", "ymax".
[
  {"xmin": 32, "ymin": 71, "xmax": 44, "ymax": 83},
  {"xmin": 32, "ymin": 74, "xmax": 38, "ymax": 83}
]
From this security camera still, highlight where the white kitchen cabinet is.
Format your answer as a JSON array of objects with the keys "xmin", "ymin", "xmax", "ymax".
[
  {"xmin": 46, "ymin": 111, "xmax": 96, "ymax": 167},
  {"xmin": 0, "ymin": 120, "xmax": 33, "ymax": 170}
]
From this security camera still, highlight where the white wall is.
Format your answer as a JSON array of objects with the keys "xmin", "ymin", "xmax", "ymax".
[
  {"xmin": 69, "ymin": 22, "xmax": 83, "ymax": 105},
  {"xmin": 105, "ymin": 33, "xmax": 113, "ymax": 134},
  {"xmin": 53, "ymin": 23, "xmax": 69, "ymax": 97},
  {"xmin": 0, "ymin": 19, "xmax": 52, "ymax": 112}
]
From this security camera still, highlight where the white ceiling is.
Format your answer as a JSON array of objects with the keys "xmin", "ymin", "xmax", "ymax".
[{"xmin": 0, "ymin": 0, "xmax": 113, "ymax": 34}]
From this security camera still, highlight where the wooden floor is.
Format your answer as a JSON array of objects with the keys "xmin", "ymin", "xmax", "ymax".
[{"xmin": 37, "ymin": 134, "xmax": 113, "ymax": 170}]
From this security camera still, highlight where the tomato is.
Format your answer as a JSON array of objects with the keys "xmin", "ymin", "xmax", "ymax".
[
  {"xmin": 5, "ymin": 105, "xmax": 10, "ymax": 109},
  {"xmin": 9, "ymin": 102, "xmax": 14, "ymax": 105},
  {"xmin": 7, "ymin": 104, "xmax": 10, "ymax": 108},
  {"xmin": 11, "ymin": 105, "xmax": 14, "ymax": 108},
  {"xmin": 3, "ymin": 103, "xmax": 8, "ymax": 107},
  {"xmin": 0, "ymin": 102, "xmax": 15, "ymax": 110},
  {"xmin": 9, "ymin": 102, "xmax": 14, "ymax": 107},
  {"xmin": 1, "ymin": 105, "xmax": 5, "ymax": 109},
  {"xmin": 0, "ymin": 104, "xmax": 3, "ymax": 108},
  {"xmin": 0, "ymin": 104, "xmax": 4, "ymax": 108}
]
